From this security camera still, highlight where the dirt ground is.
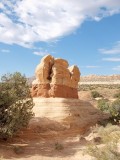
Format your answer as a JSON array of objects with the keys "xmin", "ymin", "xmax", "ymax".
[{"xmin": 0, "ymin": 87, "xmax": 119, "ymax": 160}]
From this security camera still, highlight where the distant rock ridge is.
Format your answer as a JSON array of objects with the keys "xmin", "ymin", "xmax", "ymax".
[
  {"xmin": 31, "ymin": 55, "xmax": 80, "ymax": 98},
  {"xmin": 28, "ymin": 74, "xmax": 120, "ymax": 85},
  {"xmin": 80, "ymin": 74, "xmax": 120, "ymax": 84}
]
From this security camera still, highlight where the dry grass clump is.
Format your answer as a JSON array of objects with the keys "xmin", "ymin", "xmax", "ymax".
[
  {"xmin": 91, "ymin": 91, "xmax": 102, "ymax": 98},
  {"xmin": 97, "ymin": 98, "xmax": 120, "ymax": 124},
  {"xmin": 55, "ymin": 142, "xmax": 64, "ymax": 151},
  {"xmin": 95, "ymin": 124, "xmax": 120, "ymax": 143},
  {"xmin": 114, "ymin": 90, "xmax": 120, "ymax": 99},
  {"xmin": 86, "ymin": 124, "xmax": 120, "ymax": 160},
  {"xmin": 87, "ymin": 143, "xmax": 120, "ymax": 160},
  {"xmin": 13, "ymin": 145, "xmax": 24, "ymax": 154}
]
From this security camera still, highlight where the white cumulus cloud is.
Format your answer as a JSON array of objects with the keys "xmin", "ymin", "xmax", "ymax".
[{"xmin": 0, "ymin": 0, "xmax": 120, "ymax": 48}]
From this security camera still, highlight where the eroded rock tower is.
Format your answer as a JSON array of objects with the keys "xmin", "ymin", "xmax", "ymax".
[{"xmin": 31, "ymin": 55, "xmax": 80, "ymax": 98}]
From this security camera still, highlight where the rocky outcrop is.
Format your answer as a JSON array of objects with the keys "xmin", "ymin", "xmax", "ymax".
[
  {"xmin": 31, "ymin": 55, "xmax": 80, "ymax": 98},
  {"xmin": 29, "ymin": 98, "xmax": 109, "ymax": 136}
]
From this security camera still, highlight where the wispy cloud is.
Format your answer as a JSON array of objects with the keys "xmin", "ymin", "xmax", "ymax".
[
  {"xmin": 112, "ymin": 65, "xmax": 120, "ymax": 71},
  {"xmin": 33, "ymin": 51, "xmax": 48, "ymax": 56},
  {"xmin": 80, "ymin": 65, "xmax": 101, "ymax": 68},
  {"xmin": 99, "ymin": 41, "xmax": 120, "ymax": 54},
  {"xmin": 1, "ymin": 49, "xmax": 10, "ymax": 53},
  {"xmin": 102, "ymin": 58, "xmax": 120, "ymax": 62},
  {"xmin": 86, "ymin": 65, "xmax": 100, "ymax": 68},
  {"xmin": 0, "ymin": 0, "xmax": 120, "ymax": 48}
]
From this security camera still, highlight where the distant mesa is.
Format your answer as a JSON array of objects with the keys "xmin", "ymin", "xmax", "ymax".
[{"xmin": 31, "ymin": 54, "xmax": 80, "ymax": 98}]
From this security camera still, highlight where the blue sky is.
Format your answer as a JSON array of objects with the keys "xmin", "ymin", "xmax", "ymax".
[{"xmin": 0, "ymin": 0, "xmax": 120, "ymax": 77}]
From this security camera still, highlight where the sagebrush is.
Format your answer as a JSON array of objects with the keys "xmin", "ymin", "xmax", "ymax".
[
  {"xmin": 91, "ymin": 91, "xmax": 102, "ymax": 98},
  {"xmin": 0, "ymin": 72, "xmax": 34, "ymax": 139},
  {"xmin": 86, "ymin": 124, "xmax": 120, "ymax": 160},
  {"xmin": 97, "ymin": 98, "xmax": 120, "ymax": 124}
]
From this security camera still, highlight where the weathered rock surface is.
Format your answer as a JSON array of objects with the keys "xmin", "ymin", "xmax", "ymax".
[
  {"xmin": 29, "ymin": 98, "xmax": 109, "ymax": 136},
  {"xmin": 31, "ymin": 55, "xmax": 80, "ymax": 98}
]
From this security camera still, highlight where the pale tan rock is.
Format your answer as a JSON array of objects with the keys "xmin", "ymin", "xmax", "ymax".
[
  {"xmin": 69, "ymin": 65, "xmax": 80, "ymax": 88},
  {"xmin": 51, "ymin": 59, "xmax": 71, "ymax": 86},
  {"xmin": 54, "ymin": 58, "xmax": 69, "ymax": 68},
  {"xmin": 32, "ymin": 79, "xmax": 40, "ymax": 85},
  {"xmin": 31, "ymin": 98, "xmax": 109, "ymax": 135},
  {"xmin": 35, "ymin": 54, "xmax": 54, "ymax": 84},
  {"xmin": 41, "ymin": 54, "xmax": 54, "ymax": 64}
]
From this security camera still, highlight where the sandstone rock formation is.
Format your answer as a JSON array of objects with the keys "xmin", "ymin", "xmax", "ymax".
[
  {"xmin": 29, "ymin": 98, "xmax": 109, "ymax": 136},
  {"xmin": 31, "ymin": 55, "xmax": 80, "ymax": 98}
]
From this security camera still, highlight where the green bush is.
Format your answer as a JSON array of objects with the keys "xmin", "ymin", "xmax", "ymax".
[
  {"xmin": 97, "ymin": 99, "xmax": 120, "ymax": 124},
  {"xmin": 97, "ymin": 99, "xmax": 109, "ymax": 112},
  {"xmin": 55, "ymin": 142, "xmax": 64, "ymax": 150},
  {"xmin": 0, "ymin": 72, "xmax": 34, "ymax": 139},
  {"xmin": 13, "ymin": 145, "xmax": 24, "ymax": 154},
  {"xmin": 91, "ymin": 91, "xmax": 102, "ymax": 98},
  {"xmin": 114, "ymin": 91, "xmax": 120, "ymax": 99},
  {"xmin": 109, "ymin": 99, "xmax": 120, "ymax": 124}
]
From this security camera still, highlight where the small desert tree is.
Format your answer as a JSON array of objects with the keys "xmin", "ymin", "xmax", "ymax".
[
  {"xmin": 97, "ymin": 99, "xmax": 120, "ymax": 125},
  {"xmin": 91, "ymin": 91, "xmax": 102, "ymax": 98},
  {"xmin": 109, "ymin": 99, "xmax": 120, "ymax": 124},
  {"xmin": 0, "ymin": 72, "xmax": 34, "ymax": 139}
]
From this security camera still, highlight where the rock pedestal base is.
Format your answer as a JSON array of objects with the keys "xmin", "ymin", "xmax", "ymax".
[{"xmin": 32, "ymin": 84, "xmax": 78, "ymax": 98}]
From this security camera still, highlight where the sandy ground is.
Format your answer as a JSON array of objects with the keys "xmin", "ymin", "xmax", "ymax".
[
  {"xmin": 0, "ymin": 89, "xmax": 118, "ymax": 160},
  {"xmin": 0, "ymin": 96, "xmax": 97, "ymax": 160},
  {"xmin": 0, "ymin": 137, "xmax": 92, "ymax": 160}
]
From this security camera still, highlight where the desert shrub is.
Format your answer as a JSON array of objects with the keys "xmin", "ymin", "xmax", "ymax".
[
  {"xmin": 114, "ymin": 90, "xmax": 120, "ymax": 99},
  {"xmin": 55, "ymin": 142, "xmax": 64, "ymax": 150},
  {"xmin": 97, "ymin": 98, "xmax": 120, "ymax": 124},
  {"xmin": 91, "ymin": 91, "xmax": 102, "ymax": 98},
  {"xmin": 79, "ymin": 84, "xmax": 120, "ymax": 91},
  {"xmin": 86, "ymin": 124, "xmax": 120, "ymax": 160},
  {"xmin": 0, "ymin": 72, "xmax": 34, "ymax": 139},
  {"xmin": 97, "ymin": 99, "xmax": 109, "ymax": 112},
  {"xmin": 96, "ymin": 124, "xmax": 120, "ymax": 143},
  {"xmin": 109, "ymin": 99, "xmax": 120, "ymax": 124},
  {"xmin": 89, "ymin": 85, "xmax": 96, "ymax": 90},
  {"xmin": 13, "ymin": 145, "xmax": 24, "ymax": 154},
  {"xmin": 87, "ymin": 143, "xmax": 120, "ymax": 160}
]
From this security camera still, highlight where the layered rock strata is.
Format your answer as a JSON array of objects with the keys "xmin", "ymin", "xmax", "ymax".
[{"xmin": 31, "ymin": 55, "xmax": 80, "ymax": 98}]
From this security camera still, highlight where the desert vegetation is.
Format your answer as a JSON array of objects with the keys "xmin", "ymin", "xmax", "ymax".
[
  {"xmin": 86, "ymin": 124, "xmax": 120, "ymax": 160},
  {"xmin": 79, "ymin": 82, "xmax": 120, "ymax": 160},
  {"xmin": 0, "ymin": 73, "xmax": 120, "ymax": 160},
  {"xmin": 78, "ymin": 84, "xmax": 120, "ymax": 91},
  {"xmin": 114, "ymin": 90, "xmax": 120, "ymax": 99},
  {"xmin": 91, "ymin": 91, "xmax": 102, "ymax": 98},
  {"xmin": 0, "ymin": 72, "xmax": 34, "ymax": 139},
  {"xmin": 97, "ymin": 99, "xmax": 120, "ymax": 124}
]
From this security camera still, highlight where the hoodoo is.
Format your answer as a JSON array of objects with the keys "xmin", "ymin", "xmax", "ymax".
[{"xmin": 31, "ymin": 55, "xmax": 80, "ymax": 98}]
